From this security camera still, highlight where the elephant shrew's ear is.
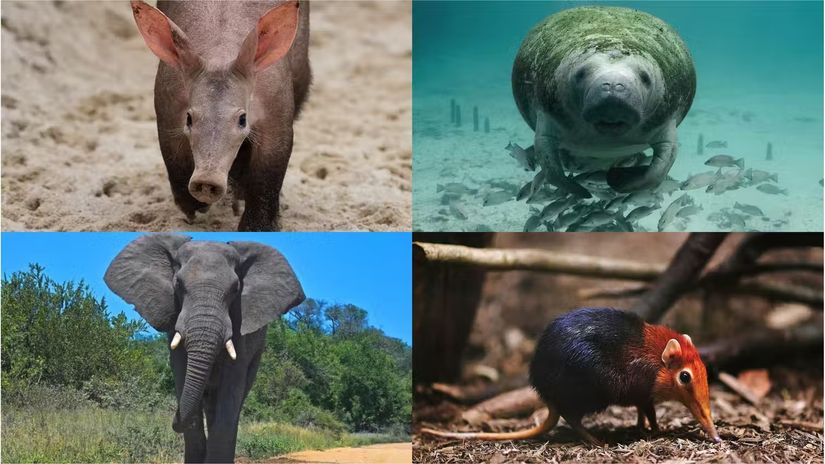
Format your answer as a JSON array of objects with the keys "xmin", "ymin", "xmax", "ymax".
[
  {"xmin": 230, "ymin": 241, "xmax": 305, "ymax": 335},
  {"xmin": 104, "ymin": 234, "xmax": 191, "ymax": 332}
]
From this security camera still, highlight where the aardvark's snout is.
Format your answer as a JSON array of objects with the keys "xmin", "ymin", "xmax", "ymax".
[{"xmin": 188, "ymin": 171, "xmax": 227, "ymax": 204}]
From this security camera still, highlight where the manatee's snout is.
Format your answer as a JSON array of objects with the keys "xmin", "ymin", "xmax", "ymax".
[
  {"xmin": 583, "ymin": 73, "xmax": 642, "ymax": 136},
  {"xmin": 189, "ymin": 170, "xmax": 227, "ymax": 204}
]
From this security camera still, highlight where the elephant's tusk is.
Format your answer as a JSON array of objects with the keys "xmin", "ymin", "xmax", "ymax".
[
  {"xmin": 226, "ymin": 340, "xmax": 237, "ymax": 360},
  {"xmin": 170, "ymin": 332, "xmax": 182, "ymax": 349}
]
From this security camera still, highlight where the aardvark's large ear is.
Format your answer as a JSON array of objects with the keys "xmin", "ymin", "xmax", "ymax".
[
  {"xmin": 230, "ymin": 241, "xmax": 305, "ymax": 335},
  {"xmin": 104, "ymin": 233, "xmax": 191, "ymax": 332},
  {"xmin": 234, "ymin": 1, "xmax": 300, "ymax": 75},
  {"xmin": 130, "ymin": 0, "xmax": 201, "ymax": 72}
]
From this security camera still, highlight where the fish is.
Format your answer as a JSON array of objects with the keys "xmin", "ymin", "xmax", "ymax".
[
  {"xmin": 539, "ymin": 197, "xmax": 575, "ymax": 221},
  {"xmin": 706, "ymin": 170, "xmax": 744, "ymax": 195},
  {"xmin": 440, "ymin": 193, "xmax": 462, "ymax": 205},
  {"xmin": 658, "ymin": 194, "xmax": 692, "ymax": 231},
  {"xmin": 656, "ymin": 177, "xmax": 681, "ymax": 195},
  {"xmin": 516, "ymin": 182, "xmax": 532, "ymax": 201},
  {"xmin": 523, "ymin": 214, "xmax": 542, "ymax": 232},
  {"xmin": 623, "ymin": 191, "xmax": 663, "ymax": 207},
  {"xmin": 625, "ymin": 205, "xmax": 659, "ymax": 222},
  {"xmin": 448, "ymin": 201, "xmax": 468, "ymax": 220},
  {"xmin": 744, "ymin": 169, "xmax": 778, "ymax": 184},
  {"xmin": 529, "ymin": 169, "xmax": 548, "ymax": 199},
  {"xmin": 704, "ymin": 155, "xmax": 744, "ymax": 169},
  {"xmin": 486, "ymin": 179, "xmax": 519, "ymax": 193},
  {"xmin": 756, "ymin": 184, "xmax": 788, "ymax": 195},
  {"xmin": 681, "ymin": 170, "xmax": 721, "ymax": 190},
  {"xmin": 676, "ymin": 204, "xmax": 703, "ymax": 218},
  {"xmin": 726, "ymin": 212, "xmax": 746, "ymax": 230},
  {"xmin": 570, "ymin": 210, "xmax": 617, "ymax": 229},
  {"xmin": 734, "ymin": 202, "xmax": 764, "ymax": 216},
  {"xmin": 603, "ymin": 195, "xmax": 628, "ymax": 213},
  {"xmin": 506, "ymin": 142, "xmax": 537, "ymax": 171},
  {"xmin": 705, "ymin": 140, "xmax": 728, "ymax": 149},
  {"xmin": 707, "ymin": 211, "xmax": 725, "ymax": 223},
  {"xmin": 483, "ymin": 190, "xmax": 514, "ymax": 206},
  {"xmin": 437, "ymin": 182, "xmax": 477, "ymax": 195},
  {"xmin": 525, "ymin": 187, "xmax": 559, "ymax": 204},
  {"xmin": 555, "ymin": 210, "xmax": 579, "ymax": 230}
]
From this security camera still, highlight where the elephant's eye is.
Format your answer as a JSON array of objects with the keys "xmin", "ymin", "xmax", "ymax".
[
  {"xmin": 238, "ymin": 113, "xmax": 247, "ymax": 128},
  {"xmin": 186, "ymin": 112, "xmax": 193, "ymax": 129}
]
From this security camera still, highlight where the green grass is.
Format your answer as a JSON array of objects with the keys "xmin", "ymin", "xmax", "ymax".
[
  {"xmin": 237, "ymin": 422, "xmax": 406, "ymax": 460},
  {"xmin": 2, "ymin": 406, "xmax": 407, "ymax": 463}
]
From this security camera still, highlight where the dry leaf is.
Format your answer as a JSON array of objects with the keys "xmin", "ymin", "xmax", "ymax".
[{"xmin": 737, "ymin": 369, "xmax": 772, "ymax": 400}]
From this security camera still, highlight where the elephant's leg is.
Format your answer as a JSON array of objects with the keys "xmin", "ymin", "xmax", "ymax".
[
  {"xmin": 242, "ymin": 350, "xmax": 264, "ymax": 400},
  {"xmin": 535, "ymin": 111, "xmax": 591, "ymax": 198},
  {"xmin": 183, "ymin": 407, "xmax": 207, "ymax": 464},
  {"xmin": 205, "ymin": 360, "xmax": 249, "ymax": 463}
]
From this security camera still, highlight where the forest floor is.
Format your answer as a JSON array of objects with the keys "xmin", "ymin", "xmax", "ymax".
[{"xmin": 414, "ymin": 368, "xmax": 823, "ymax": 463}]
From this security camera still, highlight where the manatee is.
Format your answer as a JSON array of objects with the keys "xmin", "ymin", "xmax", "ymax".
[{"xmin": 512, "ymin": 6, "xmax": 696, "ymax": 197}]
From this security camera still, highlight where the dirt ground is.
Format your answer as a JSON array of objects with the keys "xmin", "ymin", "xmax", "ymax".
[
  {"xmin": 267, "ymin": 442, "xmax": 411, "ymax": 464},
  {"xmin": 1, "ymin": 1, "xmax": 411, "ymax": 231}
]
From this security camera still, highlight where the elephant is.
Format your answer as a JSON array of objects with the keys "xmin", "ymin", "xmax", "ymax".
[{"xmin": 104, "ymin": 233, "xmax": 305, "ymax": 463}]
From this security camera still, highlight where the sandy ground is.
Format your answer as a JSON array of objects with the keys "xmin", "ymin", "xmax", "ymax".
[
  {"xmin": 1, "ymin": 1, "xmax": 411, "ymax": 231},
  {"xmin": 412, "ymin": 91, "xmax": 823, "ymax": 233},
  {"xmin": 267, "ymin": 442, "xmax": 411, "ymax": 463}
]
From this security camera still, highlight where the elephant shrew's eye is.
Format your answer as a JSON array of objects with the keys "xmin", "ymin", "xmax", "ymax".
[{"xmin": 679, "ymin": 370, "xmax": 692, "ymax": 384}]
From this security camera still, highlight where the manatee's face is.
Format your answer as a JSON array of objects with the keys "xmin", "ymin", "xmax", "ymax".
[{"xmin": 565, "ymin": 51, "xmax": 661, "ymax": 137}]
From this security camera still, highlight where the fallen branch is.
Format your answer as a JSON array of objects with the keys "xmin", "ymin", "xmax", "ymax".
[
  {"xmin": 718, "ymin": 372, "xmax": 761, "ymax": 406},
  {"xmin": 430, "ymin": 375, "xmax": 529, "ymax": 404},
  {"xmin": 460, "ymin": 386, "xmax": 542, "ymax": 425},
  {"xmin": 779, "ymin": 420, "xmax": 824, "ymax": 432},
  {"xmin": 580, "ymin": 280, "xmax": 822, "ymax": 308},
  {"xmin": 699, "ymin": 322, "xmax": 823, "ymax": 370},
  {"xmin": 414, "ymin": 242, "xmax": 666, "ymax": 280}
]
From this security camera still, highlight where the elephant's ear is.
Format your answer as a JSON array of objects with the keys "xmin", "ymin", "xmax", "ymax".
[
  {"xmin": 230, "ymin": 241, "xmax": 305, "ymax": 335},
  {"xmin": 104, "ymin": 234, "xmax": 191, "ymax": 332}
]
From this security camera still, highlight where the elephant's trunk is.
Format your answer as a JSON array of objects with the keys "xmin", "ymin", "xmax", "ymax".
[{"xmin": 175, "ymin": 315, "xmax": 224, "ymax": 432}]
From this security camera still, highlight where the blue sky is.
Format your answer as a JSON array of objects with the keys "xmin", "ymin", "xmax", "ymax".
[{"xmin": 1, "ymin": 232, "xmax": 411, "ymax": 344}]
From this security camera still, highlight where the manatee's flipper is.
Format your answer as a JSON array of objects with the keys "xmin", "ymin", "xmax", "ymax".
[{"xmin": 607, "ymin": 141, "xmax": 676, "ymax": 192}]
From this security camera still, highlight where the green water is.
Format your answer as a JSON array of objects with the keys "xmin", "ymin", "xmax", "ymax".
[{"xmin": 412, "ymin": 1, "xmax": 824, "ymax": 232}]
